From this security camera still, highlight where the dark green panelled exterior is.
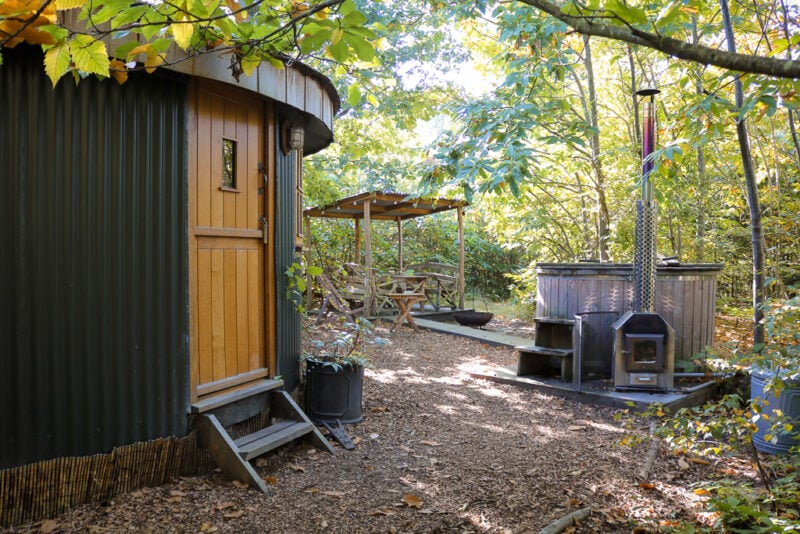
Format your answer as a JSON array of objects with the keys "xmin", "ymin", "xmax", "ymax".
[
  {"xmin": 0, "ymin": 47, "xmax": 189, "ymax": 469},
  {"xmin": 274, "ymin": 137, "xmax": 303, "ymax": 393}
]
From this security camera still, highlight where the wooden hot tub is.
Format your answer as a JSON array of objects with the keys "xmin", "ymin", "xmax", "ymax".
[{"xmin": 536, "ymin": 263, "xmax": 723, "ymax": 363}]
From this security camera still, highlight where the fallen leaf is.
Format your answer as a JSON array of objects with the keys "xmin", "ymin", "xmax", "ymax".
[
  {"xmin": 303, "ymin": 487, "xmax": 319, "ymax": 494},
  {"xmin": 678, "ymin": 458, "xmax": 690, "ymax": 470},
  {"xmin": 264, "ymin": 476, "xmax": 278, "ymax": 486},
  {"xmin": 369, "ymin": 433, "xmax": 380, "ymax": 439},
  {"xmin": 371, "ymin": 406, "xmax": 387, "ymax": 412},
  {"xmin": 40, "ymin": 519, "xmax": 58, "ymax": 533},
  {"xmin": 568, "ymin": 425, "xmax": 586, "ymax": 432},
  {"xmin": 255, "ymin": 458, "xmax": 270, "ymax": 467},
  {"xmin": 688, "ymin": 457, "xmax": 711, "ymax": 465},
  {"xmin": 693, "ymin": 488, "xmax": 711, "ymax": 496},
  {"xmin": 223, "ymin": 510, "xmax": 244, "ymax": 519},
  {"xmin": 232, "ymin": 480, "xmax": 248, "ymax": 488},
  {"xmin": 566, "ymin": 498, "xmax": 580, "ymax": 506},
  {"xmin": 351, "ymin": 437, "xmax": 363, "ymax": 445},
  {"xmin": 166, "ymin": 496, "xmax": 183, "ymax": 503},
  {"xmin": 418, "ymin": 508, "xmax": 434, "ymax": 514},
  {"xmin": 419, "ymin": 440, "xmax": 441, "ymax": 447},
  {"xmin": 288, "ymin": 464, "xmax": 305, "ymax": 473},
  {"xmin": 639, "ymin": 482, "xmax": 656, "ymax": 490},
  {"xmin": 402, "ymin": 494, "xmax": 424, "ymax": 508},
  {"xmin": 170, "ymin": 490, "xmax": 186, "ymax": 497},
  {"xmin": 216, "ymin": 501, "xmax": 236, "ymax": 511},
  {"xmin": 200, "ymin": 523, "xmax": 219, "ymax": 532}
]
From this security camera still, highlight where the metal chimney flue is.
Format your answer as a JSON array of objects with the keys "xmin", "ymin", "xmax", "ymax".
[
  {"xmin": 613, "ymin": 88, "xmax": 675, "ymax": 392},
  {"xmin": 634, "ymin": 88, "xmax": 660, "ymax": 314}
]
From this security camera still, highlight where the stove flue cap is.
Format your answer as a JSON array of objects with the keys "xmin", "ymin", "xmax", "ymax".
[{"xmin": 635, "ymin": 88, "xmax": 661, "ymax": 97}]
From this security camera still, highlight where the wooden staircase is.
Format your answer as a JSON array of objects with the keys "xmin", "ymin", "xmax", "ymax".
[
  {"xmin": 192, "ymin": 379, "xmax": 334, "ymax": 493},
  {"xmin": 516, "ymin": 317, "xmax": 575, "ymax": 381}
]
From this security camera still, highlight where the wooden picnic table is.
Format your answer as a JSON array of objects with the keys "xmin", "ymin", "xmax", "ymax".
[{"xmin": 388, "ymin": 293, "xmax": 427, "ymax": 332}]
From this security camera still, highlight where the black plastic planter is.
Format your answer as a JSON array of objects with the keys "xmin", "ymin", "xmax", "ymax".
[{"xmin": 305, "ymin": 359, "xmax": 364, "ymax": 424}]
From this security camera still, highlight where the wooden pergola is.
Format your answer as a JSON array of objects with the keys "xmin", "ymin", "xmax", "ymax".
[{"xmin": 303, "ymin": 191, "xmax": 469, "ymax": 315}]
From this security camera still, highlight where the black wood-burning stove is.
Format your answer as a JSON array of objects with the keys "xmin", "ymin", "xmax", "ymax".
[
  {"xmin": 612, "ymin": 311, "xmax": 675, "ymax": 390},
  {"xmin": 613, "ymin": 88, "xmax": 675, "ymax": 392}
]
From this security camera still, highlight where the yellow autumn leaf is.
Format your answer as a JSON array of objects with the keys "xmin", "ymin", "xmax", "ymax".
[
  {"xmin": 241, "ymin": 54, "xmax": 259, "ymax": 77},
  {"xmin": 109, "ymin": 58, "xmax": 128, "ymax": 85},
  {"xmin": 55, "ymin": 0, "xmax": 86, "ymax": 9},
  {"xmin": 330, "ymin": 28, "xmax": 344, "ymax": 45},
  {"xmin": 693, "ymin": 488, "xmax": 711, "ymax": 496},
  {"xmin": 171, "ymin": 19, "xmax": 194, "ymax": 50},
  {"xmin": 0, "ymin": 0, "xmax": 54, "ymax": 15},
  {"xmin": 144, "ymin": 51, "xmax": 165, "ymax": 74},
  {"xmin": 126, "ymin": 44, "xmax": 151, "ymax": 60},
  {"xmin": 224, "ymin": 0, "xmax": 245, "ymax": 20},
  {"xmin": 44, "ymin": 40, "xmax": 70, "ymax": 85}
]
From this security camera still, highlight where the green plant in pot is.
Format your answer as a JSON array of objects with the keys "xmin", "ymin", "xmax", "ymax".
[
  {"xmin": 748, "ymin": 289, "xmax": 800, "ymax": 454},
  {"xmin": 302, "ymin": 317, "xmax": 388, "ymax": 424}
]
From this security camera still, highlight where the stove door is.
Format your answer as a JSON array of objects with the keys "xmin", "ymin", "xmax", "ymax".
[{"xmin": 625, "ymin": 333, "xmax": 664, "ymax": 371}]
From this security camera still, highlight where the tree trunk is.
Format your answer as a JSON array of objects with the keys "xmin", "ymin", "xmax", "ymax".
[
  {"xmin": 720, "ymin": 0, "xmax": 766, "ymax": 345},
  {"xmin": 583, "ymin": 35, "xmax": 611, "ymax": 261},
  {"xmin": 779, "ymin": 0, "xmax": 800, "ymax": 169},
  {"xmin": 692, "ymin": 16, "xmax": 708, "ymax": 262}
]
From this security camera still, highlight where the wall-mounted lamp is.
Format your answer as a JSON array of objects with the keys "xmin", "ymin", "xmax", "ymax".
[
  {"xmin": 289, "ymin": 124, "xmax": 305, "ymax": 151},
  {"xmin": 281, "ymin": 120, "xmax": 305, "ymax": 154}
]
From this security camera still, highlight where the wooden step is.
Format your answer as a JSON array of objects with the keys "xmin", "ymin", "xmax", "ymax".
[
  {"xmin": 195, "ymin": 390, "xmax": 335, "ymax": 494},
  {"xmin": 534, "ymin": 317, "xmax": 576, "ymax": 325},
  {"xmin": 191, "ymin": 379, "xmax": 284, "ymax": 427},
  {"xmin": 191, "ymin": 379, "xmax": 284, "ymax": 414},
  {"xmin": 235, "ymin": 420, "xmax": 315, "ymax": 460},
  {"xmin": 515, "ymin": 345, "xmax": 574, "ymax": 358},
  {"xmin": 516, "ymin": 345, "xmax": 574, "ymax": 380}
]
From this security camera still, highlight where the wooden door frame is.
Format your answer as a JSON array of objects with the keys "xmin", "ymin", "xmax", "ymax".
[{"xmin": 187, "ymin": 79, "xmax": 277, "ymax": 404}]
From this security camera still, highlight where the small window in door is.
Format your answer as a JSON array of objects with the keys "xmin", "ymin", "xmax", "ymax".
[{"xmin": 222, "ymin": 138, "xmax": 237, "ymax": 190}]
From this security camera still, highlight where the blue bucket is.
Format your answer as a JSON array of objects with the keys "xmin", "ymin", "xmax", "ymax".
[{"xmin": 751, "ymin": 367, "xmax": 800, "ymax": 454}]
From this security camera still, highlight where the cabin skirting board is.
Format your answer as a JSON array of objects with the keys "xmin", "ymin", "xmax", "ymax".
[{"xmin": 0, "ymin": 433, "xmax": 215, "ymax": 527}]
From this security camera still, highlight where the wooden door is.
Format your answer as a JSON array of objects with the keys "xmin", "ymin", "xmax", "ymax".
[{"xmin": 189, "ymin": 81, "xmax": 274, "ymax": 401}]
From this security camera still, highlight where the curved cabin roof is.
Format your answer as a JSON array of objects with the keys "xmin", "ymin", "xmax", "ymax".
[
  {"xmin": 304, "ymin": 191, "xmax": 469, "ymax": 221},
  {"xmin": 59, "ymin": 11, "xmax": 340, "ymax": 155},
  {"xmin": 166, "ymin": 52, "xmax": 340, "ymax": 155}
]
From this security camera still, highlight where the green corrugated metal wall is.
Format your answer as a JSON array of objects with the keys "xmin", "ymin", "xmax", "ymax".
[
  {"xmin": 274, "ymin": 130, "xmax": 303, "ymax": 393},
  {"xmin": 0, "ymin": 46, "xmax": 190, "ymax": 469}
]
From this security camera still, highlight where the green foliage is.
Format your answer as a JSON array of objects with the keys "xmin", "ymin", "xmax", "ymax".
[
  {"xmin": 2, "ymin": 0, "xmax": 377, "ymax": 86},
  {"xmin": 285, "ymin": 261, "xmax": 322, "ymax": 313},
  {"xmin": 302, "ymin": 317, "xmax": 388, "ymax": 371}
]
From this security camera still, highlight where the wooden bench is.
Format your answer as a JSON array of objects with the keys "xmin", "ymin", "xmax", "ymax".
[{"xmin": 408, "ymin": 262, "xmax": 459, "ymax": 310}]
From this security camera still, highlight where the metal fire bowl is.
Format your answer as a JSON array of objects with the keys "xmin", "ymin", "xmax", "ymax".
[{"xmin": 453, "ymin": 311, "xmax": 494, "ymax": 327}]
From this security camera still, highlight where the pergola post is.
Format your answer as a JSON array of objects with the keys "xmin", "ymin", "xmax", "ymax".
[
  {"xmin": 354, "ymin": 219, "xmax": 361, "ymax": 265},
  {"xmin": 397, "ymin": 218, "xmax": 403, "ymax": 271},
  {"xmin": 363, "ymin": 200, "xmax": 373, "ymax": 316},
  {"xmin": 458, "ymin": 207, "xmax": 465, "ymax": 310}
]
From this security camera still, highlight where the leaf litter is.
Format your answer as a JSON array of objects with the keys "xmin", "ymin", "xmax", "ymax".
[{"xmin": 7, "ymin": 317, "xmax": 763, "ymax": 532}]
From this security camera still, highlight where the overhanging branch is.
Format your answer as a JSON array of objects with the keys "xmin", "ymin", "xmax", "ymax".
[{"xmin": 516, "ymin": 0, "xmax": 800, "ymax": 79}]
